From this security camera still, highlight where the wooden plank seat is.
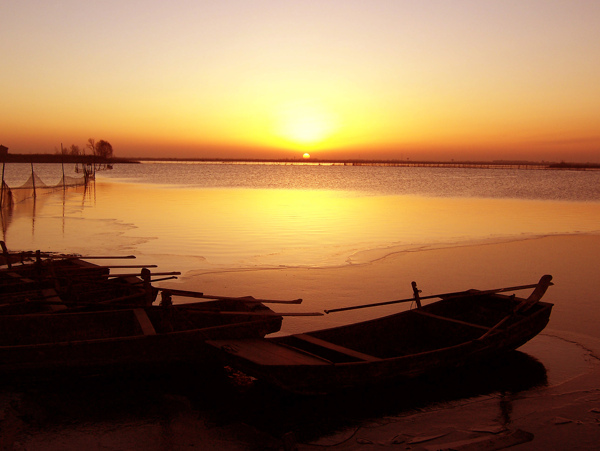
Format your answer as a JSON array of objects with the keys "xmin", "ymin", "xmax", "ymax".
[
  {"xmin": 291, "ymin": 333, "xmax": 381, "ymax": 362},
  {"xmin": 208, "ymin": 339, "xmax": 331, "ymax": 366},
  {"xmin": 411, "ymin": 309, "xmax": 492, "ymax": 331}
]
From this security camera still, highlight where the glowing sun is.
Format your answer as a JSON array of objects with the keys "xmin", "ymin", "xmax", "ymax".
[
  {"xmin": 303, "ymin": 153, "xmax": 311, "ymax": 159},
  {"xmin": 274, "ymin": 100, "xmax": 337, "ymax": 149}
]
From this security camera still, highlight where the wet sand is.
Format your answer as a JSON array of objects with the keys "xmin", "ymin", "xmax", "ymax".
[
  {"xmin": 3, "ymin": 234, "xmax": 599, "ymax": 450},
  {"xmin": 174, "ymin": 233, "xmax": 600, "ymax": 339},
  {"xmin": 291, "ymin": 333, "xmax": 600, "ymax": 450},
  {"xmin": 166, "ymin": 233, "xmax": 600, "ymax": 449}
]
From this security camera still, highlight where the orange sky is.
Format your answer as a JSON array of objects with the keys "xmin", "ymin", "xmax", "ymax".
[{"xmin": 2, "ymin": 1, "xmax": 600, "ymax": 162}]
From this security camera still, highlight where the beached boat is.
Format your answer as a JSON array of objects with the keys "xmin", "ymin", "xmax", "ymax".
[
  {"xmin": 0, "ymin": 298, "xmax": 283, "ymax": 377},
  {"xmin": 0, "ymin": 265, "xmax": 156, "ymax": 314},
  {"xmin": 207, "ymin": 275, "xmax": 554, "ymax": 394},
  {"xmin": 0, "ymin": 249, "xmax": 169, "ymax": 314}
]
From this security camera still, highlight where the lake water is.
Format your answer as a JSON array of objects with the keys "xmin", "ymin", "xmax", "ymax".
[{"xmin": 2, "ymin": 162, "xmax": 599, "ymax": 270}]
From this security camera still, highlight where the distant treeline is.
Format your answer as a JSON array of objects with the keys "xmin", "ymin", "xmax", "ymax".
[{"xmin": 0, "ymin": 154, "xmax": 139, "ymax": 164}]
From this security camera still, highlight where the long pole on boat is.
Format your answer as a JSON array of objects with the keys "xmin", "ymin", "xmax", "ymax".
[
  {"xmin": 158, "ymin": 287, "xmax": 303, "ymax": 305},
  {"xmin": 324, "ymin": 277, "xmax": 552, "ymax": 314},
  {"xmin": 103, "ymin": 271, "xmax": 181, "ymax": 278},
  {"xmin": 19, "ymin": 252, "xmax": 137, "ymax": 260},
  {"xmin": 0, "ymin": 264, "xmax": 161, "ymax": 276},
  {"xmin": 4, "ymin": 296, "xmax": 321, "ymax": 316}
]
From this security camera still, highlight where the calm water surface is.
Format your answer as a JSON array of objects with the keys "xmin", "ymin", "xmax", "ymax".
[
  {"xmin": 2, "ymin": 162, "xmax": 599, "ymax": 269},
  {"xmin": 98, "ymin": 161, "xmax": 600, "ymax": 201}
]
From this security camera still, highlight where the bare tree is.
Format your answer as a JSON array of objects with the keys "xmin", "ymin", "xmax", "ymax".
[
  {"xmin": 86, "ymin": 138, "xmax": 96, "ymax": 156},
  {"xmin": 95, "ymin": 140, "xmax": 113, "ymax": 159}
]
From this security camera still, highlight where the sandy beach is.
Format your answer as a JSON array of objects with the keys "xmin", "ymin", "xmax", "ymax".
[
  {"xmin": 3, "ymin": 233, "xmax": 599, "ymax": 450},
  {"xmin": 167, "ymin": 233, "xmax": 600, "ymax": 449},
  {"xmin": 173, "ymin": 233, "xmax": 600, "ymax": 339}
]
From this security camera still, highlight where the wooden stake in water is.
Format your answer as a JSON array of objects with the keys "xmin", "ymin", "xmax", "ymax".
[
  {"xmin": 30, "ymin": 161, "xmax": 36, "ymax": 198},
  {"xmin": 1, "ymin": 162, "xmax": 5, "ymax": 207},
  {"xmin": 61, "ymin": 152, "xmax": 66, "ymax": 190}
]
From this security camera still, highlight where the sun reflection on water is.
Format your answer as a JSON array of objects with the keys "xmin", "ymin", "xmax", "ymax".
[{"xmin": 3, "ymin": 180, "xmax": 600, "ymax": 271}]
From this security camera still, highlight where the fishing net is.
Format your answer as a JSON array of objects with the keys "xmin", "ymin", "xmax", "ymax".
[
  {"xmin": 0, "ymin": 181, "xmax": 12, "ymax": 208},
  {"xmin": 1, "ymin": 171, "xmax": 88, "ymax": 206}
]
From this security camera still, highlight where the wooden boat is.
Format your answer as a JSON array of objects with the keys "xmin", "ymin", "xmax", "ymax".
[
  {"xmin": 0, "ymin": 248, "xmax": 169, "ymax": 314},
  {"xmin": 0, "ymin": 298, "xmax": 282, "ymax": 376},
  {"xmin": 0, "ymin": 267, "xmax": 156, "ymax": 315},
  {"xmin": 207, "ymin": 275, "xmax": 554, "ymax": 395}
]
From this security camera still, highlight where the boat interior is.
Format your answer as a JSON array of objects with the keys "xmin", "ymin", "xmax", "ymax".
[{"xmin": 272, "ymin": 294, "xmax": 550, "ymax": 362}]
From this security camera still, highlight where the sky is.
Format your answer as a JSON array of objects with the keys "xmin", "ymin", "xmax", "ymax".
[{"xmin": 1, "ymin": 1, "xmax": 600, "ymax": 162}]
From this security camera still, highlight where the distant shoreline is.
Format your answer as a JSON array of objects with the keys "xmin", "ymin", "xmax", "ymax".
[
  {"xmin": 2, "ymin": 153, "xmax": 599, "ymax": 170},
  {"xmin": 0, "ymin": 154, "xmax": 138, "ymax": 165}
]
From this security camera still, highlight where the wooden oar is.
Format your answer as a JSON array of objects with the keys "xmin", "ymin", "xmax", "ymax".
[
  {"xmin": 23, "ymin": 299, "xmax": 321, "ymax": 316},
  {"xmin": 476, "ymin": 275, "xmax": 553, "ymax": 340},
  {"xmin": 1, "ymin": 265, "xmax": 159, "ymax": 276},
  {"xmin": 0, "ymin": 254, "xmax": 138, "ymax": 271},
  {"xmin": 104, "ymin": 271, "xmax": 181, "ymax": 278},
  {"xmin": 60, "ymin": 264, "xmax": 157, "ymax": 270},
  {"xmin": 45, "ymin": 254, "xmax": 137, "ymax": 260},
  {"xmin": 160, "ymin": 287, "xmax": 303, "ymax": 305},
  {"xmin": 148, "ymin": 276, "xmax": 179, "ymax": 283},
  {"xmin": 6, "ymin": 252, "xmax": 137, "ymax": 260},
  {"xmin": 324, "ymin": 276, "xmax": 553, "ymax": 314},
  {"xmin": 190, "ymin": 311, "xmax": 322, "ymax": 316}
]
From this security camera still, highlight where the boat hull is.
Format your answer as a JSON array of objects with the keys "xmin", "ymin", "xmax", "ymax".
[
  {"xmin": 208, "ymin": 290, "xmax": 553, "ymax": 395},
  {"xmin": 0, "ymin": 300, "xmax": 282, "ymax": 377}
]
